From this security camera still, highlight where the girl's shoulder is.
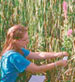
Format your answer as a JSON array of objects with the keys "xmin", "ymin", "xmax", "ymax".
[{"xmin": 2, "ymin": 50, "xmax": 15, "ymax": 57}]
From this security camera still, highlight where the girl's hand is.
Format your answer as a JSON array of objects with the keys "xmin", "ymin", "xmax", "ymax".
[
  {"xmin": 56, "ymin": 60, "xmax": 67, "ymax": 67},
  {"xmin": 55, "ymin": 52, "xmax": 69, "ymax": 57},
  {"xmin": 61, "ymin": 52, "xmax": 68, "ymax": 56}
]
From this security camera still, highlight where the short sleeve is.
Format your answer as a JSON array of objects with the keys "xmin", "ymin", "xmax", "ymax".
[
  {"xmin": 21, "ymin": 48, "xmax": 30, "ymax": 57},
  {"xmin": 10, "ymin": 52, "xmax": 31, "ymax": 73}
]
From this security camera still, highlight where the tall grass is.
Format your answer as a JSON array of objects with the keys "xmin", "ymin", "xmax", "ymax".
[{"xmin": 0, "ymin": 0, "xmax": 75, "ymax": 81}]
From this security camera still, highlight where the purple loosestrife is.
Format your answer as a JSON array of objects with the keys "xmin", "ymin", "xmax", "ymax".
[
  {"xmin": 67, "ymin": 29, "xmax": 73, "ymax": 36},
  {"xmin": 63, "ymin": 1, "xmax": 67, "ymax": 19}
]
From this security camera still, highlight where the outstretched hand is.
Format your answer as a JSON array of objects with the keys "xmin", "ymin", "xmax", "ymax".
[
  {"xmin": 55, "ymin": 52, "xmax": 69, "ymax": 58},
  {"xmin": 55, "ymin": 60, "xmax": 68, "ymax": 67}
]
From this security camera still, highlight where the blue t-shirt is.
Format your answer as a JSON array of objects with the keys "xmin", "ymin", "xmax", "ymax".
[{"xmin": 1, "ymin": 48, "xmax": 31, "ymax": 82}]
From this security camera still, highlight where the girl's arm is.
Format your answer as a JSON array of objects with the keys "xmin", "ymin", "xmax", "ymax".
[
  {"xmin": 26, "ymin": 52, "xmax": 68, "ymax": 60},
  {"xmin": 26, "ymin": 60, "xmax": 67, "ymax": 73}
]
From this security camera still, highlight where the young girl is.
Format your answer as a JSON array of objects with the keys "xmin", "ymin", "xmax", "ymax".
[{"xmin": 0, "ymin": 25, "xmax": 68, "ymax": 82}]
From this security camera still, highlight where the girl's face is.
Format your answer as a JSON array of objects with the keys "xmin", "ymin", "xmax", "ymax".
[{"xmin": 17, "ymin": 32, "xmax": 29, "ymax": 48}]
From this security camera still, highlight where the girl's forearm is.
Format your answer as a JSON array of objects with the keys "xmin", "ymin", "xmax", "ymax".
[
  {"xmin": 27, "ymin": 61, "xmax": 61, "ymax": 73},
  {"xmin": 38, "ymin": 52, "xmax": 65, "ymax": 59},
  {"xmin": 27, "ymin": 52, "xmax": 56, "ymax": 59},
  {"xmin": 37, "ymin": 63, "xmax": 56, "ymax": 73},
  {"xmin": 37, "ymin": 61, "xmax": 62, "ymax": 73}
]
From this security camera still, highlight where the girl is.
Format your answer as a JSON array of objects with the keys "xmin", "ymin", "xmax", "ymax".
[{"xmin": 0, "ymin": 25, "xmax": 68, "ymax": 82}]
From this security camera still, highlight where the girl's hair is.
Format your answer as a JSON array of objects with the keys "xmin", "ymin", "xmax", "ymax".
[{"xmin": 0, "ymin": 24, "xmax": 28, "ymax": 57}]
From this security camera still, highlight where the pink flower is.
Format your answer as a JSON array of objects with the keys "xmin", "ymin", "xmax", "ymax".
[
  {"xmin": 63, "ymin": 1, "xmax": 67, "ymax": 19},
  {"xmin": 67, "ymin": 29, "xmax": 73, "ymax": 36}
]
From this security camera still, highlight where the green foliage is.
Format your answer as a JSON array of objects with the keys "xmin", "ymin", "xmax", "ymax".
[{"xmin": 61, "ymin": 35, "xmax": 73, "ymax": 54}]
